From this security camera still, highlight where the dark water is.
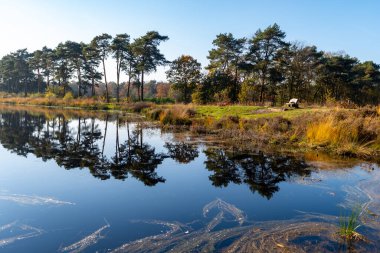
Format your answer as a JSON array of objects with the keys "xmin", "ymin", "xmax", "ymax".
[{"xmin": 0, "ymin": 108, "xmax": 378, "ymax": 252}]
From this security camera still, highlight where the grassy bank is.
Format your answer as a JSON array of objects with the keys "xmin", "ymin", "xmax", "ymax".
[
  {"xmin": 146, "ymin": 104, "xmax": 380, "ymax": 159},
  {"xmin": 0, "ymin": 96, "xmax": 379, "ymax": 159}
]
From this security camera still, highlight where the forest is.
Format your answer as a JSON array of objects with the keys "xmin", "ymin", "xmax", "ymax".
[{"xmin": 0, "ymin": 23, "xmax": 379, "ymax": 106}]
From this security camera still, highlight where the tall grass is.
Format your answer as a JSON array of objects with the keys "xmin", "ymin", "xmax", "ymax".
[
  {"xmin": 339, "ymin": 206, "xmax": 362, "ymax": 240},
  {"xmin": 145, "ymin": 104, "xmax": 196, "ymax": 126},
  {"xmin": 306, "ymin": 108, "xmax": 380, "ymax": 156}
]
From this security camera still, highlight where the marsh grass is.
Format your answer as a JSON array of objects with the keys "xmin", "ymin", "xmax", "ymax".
[
  {"xmin": 306, "ymin": 108, "xmax": 380, "ymax": 157},
  {"xmin": 339, "ymin": 206, "xmax": 364, "ymax": 241}
]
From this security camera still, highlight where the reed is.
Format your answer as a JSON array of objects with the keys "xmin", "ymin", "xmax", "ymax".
[{"xmin": 339, "ymin": 206, "xmax": 362, "ymax": 241}]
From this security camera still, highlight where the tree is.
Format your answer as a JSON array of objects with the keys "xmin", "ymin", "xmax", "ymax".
[
  {"xmin": 155, "ymin": 82, "xmax": 170, "ymax": 98},
  {"xmin": 122, "ymin": 44, "xmax": 137, "ymax": 101},
  {"xmin": 352, "ymin": 61, "xmax": 380, "ymax": 104},
  {"xmin": 247, "ymin": 23, "xmax": 288, "ymax": 103},
  {"xmin": 29, "ymin": 50, "xmax": 43, "ymax": 93},
  {"xmin": 207, "ymin": 33, "xmax": 246, "ymax": 102},
  {"xmin": 278, "ymin": 43, "xmax": 323, "ymax": 104},
  {"xmin": 166, "ymin": 55, "xmax": 202, "ymax": 103},
  {"xmin": 111, "ymin": 33, "xmax": 130, "ymax": 102},
  {"xmin": 54, "ymin": 42, "xmax": 73, "ymax": 95},
  {"xmin": 131, "ymin": 31, "xmax": 169, "ymax": 101},
  {"xmin": 82, "ymin": 43, "xmax": 102, "ymax": 96},
  {"xmin": 0, "ymin": 49, "xmax": 34, "ymax": 96},
  {"xmin": 41, "ymin": 46, "xmax": 55, "ymax": 88},
  {"xmin": 65, "ymin": 41, "xmax": 85, "ymax": 97},
  {"xmin": 91, "ymin": 33, "xmax": 112, "ymax": 102},
  {"xmin": 316, "ymin": 53, "xmax": 358, "ymax": 103}
]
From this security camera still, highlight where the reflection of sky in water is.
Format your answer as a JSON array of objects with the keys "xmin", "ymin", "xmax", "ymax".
[{"xmin": 0, "ymin": 110, "xmax": 377, "ymax": 252}]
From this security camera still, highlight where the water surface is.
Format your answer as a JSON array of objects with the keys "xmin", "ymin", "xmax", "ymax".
[{"xmin": 0, "ymin": 107, "xmax": 379, "ymax": 252}]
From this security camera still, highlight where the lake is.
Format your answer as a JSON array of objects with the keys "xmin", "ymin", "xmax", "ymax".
[{"xmin": 0, "ymin": 106, "xmax": 379, "ymax": 252}]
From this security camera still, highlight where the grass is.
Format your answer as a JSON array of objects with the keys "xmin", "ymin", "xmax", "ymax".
[
  {"xmin": 196, "ymin": 105, "xmax": 327, "ymax": 120},
  {"xmin": 339, "ymin": 206, "xmax": 363, "ymax": 241},
  {"xmin": 196, "ymin": 105, "xmax": 264, "ymax": 119},
  {"xmin": 306, "ymin": 108, "xmax": 380, "ymax": 157}
]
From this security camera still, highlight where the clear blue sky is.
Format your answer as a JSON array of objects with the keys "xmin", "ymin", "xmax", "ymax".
[{"xmin": 0, "ymin": 0, "xmax": 379, "ymax": 81}]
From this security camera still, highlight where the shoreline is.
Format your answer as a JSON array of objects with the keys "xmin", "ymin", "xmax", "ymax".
[{"xmin": 0, "ymin": 97, "xmax": 379, "ymax": 162}]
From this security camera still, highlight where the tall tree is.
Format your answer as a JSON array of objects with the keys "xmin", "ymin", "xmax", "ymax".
[
  {"xmin": 29, "ymin": 50, "xmax": 43, "ymax": 93},
  {"xmin": 41, "ymin": 46, "xmax": 55, "ymax": 88},
  {"xmin": 207, "ymin": 33, "xmax": 246, "ymax": 102},
  {"xmin": 352, "ymin": 61, "xmax": 380, "ymax": 104},
  {"xmin": 247, "ymin": 23, "xmax": 288, "ymax": 103},
  {"xmin": 82, "ymin": 44, "xmax": 102, "ymax": 96},
  {"xmin": 65, "ymin": 41, "xmax": 85, "ymax": 97},
  {"xmin": 10, "ymin": 49, "xmax": 34, "ymax": 96},
  {"xmin": 54, "ymin": 42, "xmax": 73, "ymax": 95},
  {"xmin": 110, "ymin": 33, "xmax": 130, "ymax": 102},
  {"xmin": 277, "ymin": 43, "xmax": 323, "ymax": 103},
  {"xmin": 166, "ymin": 55, "xmax": 202, "ymax": 103},
  {"xmin": 316, "ymin": 53, "xmax": 358, "ymax": 103},
  {"xmin": 91, "ymin": 33, "xmax": 112, "ymax": 102},
  {"xmin": 131, "ymin": 31, "xmax": 169, "ymax": 101},
  {"xmin": 121, "ymin": 44, "xmax": 137, "ymax": 101}
]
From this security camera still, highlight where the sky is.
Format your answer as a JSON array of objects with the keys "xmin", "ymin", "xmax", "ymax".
[{"xmin": 0, "ymin": 0, "xmax": 379, "ymax": 82}]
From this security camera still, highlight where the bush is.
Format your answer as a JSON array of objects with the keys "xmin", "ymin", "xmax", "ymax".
[
  {"xmin": 45, "ymin": 91, "xmax": 56, "ymax": 99},
  {"xmin": 63, "ymin": 92, "xmax": 74, "ymax": 101},
  {"xmin": 129, "ymin": 102, "xmax": 153, "ymax": 113},
  {"xmin": 157, "ymin": 105, "xmax": 195, "ymax": 126}
]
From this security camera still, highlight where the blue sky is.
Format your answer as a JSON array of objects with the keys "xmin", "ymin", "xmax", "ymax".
[{"xmin": 0, "ymin": 0, "xmax": 379, "ymax": 81}]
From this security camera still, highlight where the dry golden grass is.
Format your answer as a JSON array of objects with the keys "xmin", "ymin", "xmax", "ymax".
[{"xmin": 306, "ymin": 108, "xmax": 380, "ymax": 157}]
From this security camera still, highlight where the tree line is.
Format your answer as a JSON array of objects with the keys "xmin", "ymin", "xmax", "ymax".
[
  {"xmin": 1, "ymin": 24, "xmax": 380, "ymax": 105},
  {"xmin": 0, "ymin": 31, "xmax": 168, "ymax": 102}
]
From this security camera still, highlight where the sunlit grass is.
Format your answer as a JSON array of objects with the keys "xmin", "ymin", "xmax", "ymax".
[
  {"xmin": 195, "ymin": 105, "xmax": 264, "ymax": 119},
  {"xmin": 339, "ymin": 206, "xmax": 363, "ymax": 241}
]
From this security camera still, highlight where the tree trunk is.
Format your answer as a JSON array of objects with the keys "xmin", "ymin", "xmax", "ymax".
[
  {"xmin": 77, "ymin": 66, "xmax": 82, "ymax": 97},
  {"xmin": 127, "ymin": 74, "xmax": 131, "ymax": 102},
  {"xmin": 141, "ymin": 70, "xmax": 144, "ymax": 101},
  {"xmin": 116, "ymin": 58, "xmax": 120, "ymax": 102},
  {"xmin": 259, "ymin": 83, "xmax": 264, "ymax": 103},
  {"xmin": 102, "ymin": 59, "xmax": 109, "ymax": 102},
  {"xmin": 234, "ymin": 67, "xmax": 239, "ymax": 102},
  {"xmin": 24, "ymin": 81, "xmax": 28, "ymax": 97},
  {"xmin": 37, "ymin": 68, "xmax": 41, "ymax": 93}
]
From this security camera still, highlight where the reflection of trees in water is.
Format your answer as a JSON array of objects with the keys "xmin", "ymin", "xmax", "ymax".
[
  {"xmin": 110, "ymin": 120, "xmax": 165, "ymax": 186},
  {"xmin": 0, "ymin": 111, "xmax": 312, "ymax": 195},
  {"xmin": 0, "ymin": 112, "xmax": 165, "ymax": 186},
  {"xmin": 164, "ymin": 142, "xmax": 199, "ymax": 163},
  {"xmin": 204, "ymin": 148, "xmax": 311, "ymax": 199}
]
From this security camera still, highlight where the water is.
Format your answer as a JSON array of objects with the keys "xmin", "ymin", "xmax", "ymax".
[{"xmin": 0, "ymin": 107, "xmax": 379, "ymax": 252}]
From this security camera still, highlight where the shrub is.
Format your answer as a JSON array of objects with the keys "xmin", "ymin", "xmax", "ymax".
[
  {"xmin": 63, "ymin": 92, "xmax": 74, "ymax": 101},
  {"xmin": 157, "ymin": 105, "xmax": 195, "ymax": 126},
  {"xmin": 129, "ymin": 102, "xmax": 153, "ymax": 113},
  {"xmin": 45, "ymin": 91, "xmax": 56, "ymax": 99}
]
